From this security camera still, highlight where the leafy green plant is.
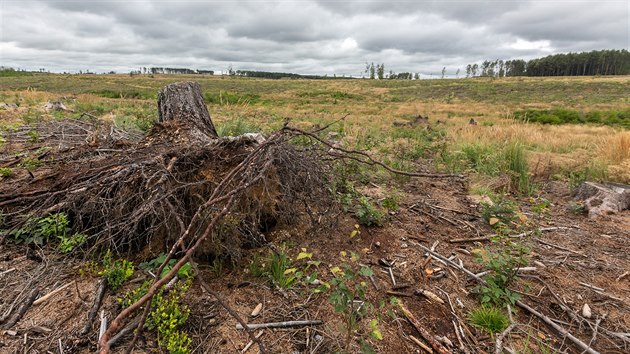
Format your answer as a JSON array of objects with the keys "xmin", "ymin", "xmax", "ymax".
[
  {"xmin": 328, "ymin": 252, "xmax": 376, "ymax": 352},
  {"xmin": 147, "ymin": 280, "xmax": 192, "ymax": 354},
  {"xmin": 58, "ymin": 233, "xmax": 87, "ymax": 253},
  {"xmin": 468, "ymin": 306, "xmax": 509, "ymax": 334},
  {"xmin": 480, "ymin": 196, "xmax": 518, "ymax": 231},
  {"xmin": 472, "ymin": 239, "xmax": 530, "ymax": 306},
  {"xmin": 100, "ymin": 250, "xmax": 134, "ymax": 291},
  {"xmin": 0, "ymin": 167, "xmax": 13, "ymax": 178},
  {"xmin": 21, "ymin": 157, "xmax": 43, "ymax": 169},
  {"xmin": 139, "ymin": 253, "xmax": 193, "ymax": 280},
  {"xmin": 355, "ymin": 196, "xmax": 384, "ymax": 226},
  {"xmin": 7, "ymin": 212, "xmax": 70, "ymax": 246},
  {"xmin": 26, "ymin": 131, "xmax": 40, "ymax": 142}
]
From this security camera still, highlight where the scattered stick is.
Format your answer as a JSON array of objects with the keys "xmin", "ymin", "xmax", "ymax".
[
  {"xmin": 0, "ymin": 268, "xmax": 16, "ymax": 276},
  {"xmin": 80, "ymin": 279, "xmax": 108, "ymax": 335},
  {"xmin": 388, "ymin": 267, "xmax": 397, "ymax": 286},
  {"xmin": 534, "ymin": 238, "xmax": 586, "ymax": 257},
  {"xmin": 2, "ymin": 288, "xmax": 39, "ymax": 330},
  {"xmin": 416, "ymin": 288, "xmax": 445, "ymax": 304},
  {"xmin": 452, "ymin": 320, "xmax": 468, "ymax": 354},
  {"xmin": 449, "ymin": 236, "xmax": 492, "ymax": 243},
  {"xmin": 241, "ymin": 330, "xmax": 264, "ymax": 353},
  {"xmin": 236, "ymin": 320, "xmax": 324, "ymax": 330},
  {"xmin": 516, "ymin": 301, "xmax": 599, "ymax": 354},
  {"xmin": 33, "ymin": 281, "xmax": 74, "ymax": 306},
  {"xmin": 579, "ymin": 282, "xmax": 605, "ymax": 292},
  {"xmin": 617, "ymin": 271, "xmax": 629, "ymax": 282},
  {"xmin": 386, "ymin": 290, "xmax": 413, "ymax": 297},
  {"xmin": 398, "ymin": 301, "xmax": 451, "ymax": 354},
  {"xmin": 413, "ymin": 243, "xmax": 601, "ymax": 354},
  {"xmin": 58, "ymin": 338, "xmax": 64, "ymax": 354},
  {"xmin": 408, "ymin": 334, "xmax": 434, "ymax": 353}
]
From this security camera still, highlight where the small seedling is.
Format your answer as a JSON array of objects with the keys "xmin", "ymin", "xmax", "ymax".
[{"xmin": 468, "ymin": 306, "xmax": 509, "ymax": 334}]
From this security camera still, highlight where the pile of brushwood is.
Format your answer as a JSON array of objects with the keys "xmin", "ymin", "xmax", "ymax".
[{"xmin": 0, "ymin": 82, "xmax": 454, "ymax": 353}]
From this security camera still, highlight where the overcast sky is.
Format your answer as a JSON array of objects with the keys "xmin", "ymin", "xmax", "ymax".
[{"xmin": 1, "ymin": 0, "xmax": 628, "ymax": 76}]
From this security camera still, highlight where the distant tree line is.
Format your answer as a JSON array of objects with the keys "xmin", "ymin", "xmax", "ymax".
[
  {"xmin": 147, "ymin": 67, "xmax": 214, "ymax": 75},
  {"xmin": 465, "ymin": 49, "xmax": 630, "ymax": 77}
]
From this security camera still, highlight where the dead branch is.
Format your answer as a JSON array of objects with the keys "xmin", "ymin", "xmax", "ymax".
[
  {"xmin": 2, "ymin": 288, "xmax": 39, "ymax": 330},
  {"xmin": 80, "ymin": 279, "xmax": 108, "ymax": 335}
]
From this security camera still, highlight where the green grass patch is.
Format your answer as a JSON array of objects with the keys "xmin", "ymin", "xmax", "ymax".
[{"xmin": 514, "ymin": 108, "xmax": 630, "ymax": 129}]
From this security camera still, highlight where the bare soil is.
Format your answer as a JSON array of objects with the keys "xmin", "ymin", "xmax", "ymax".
[{"xmin": 1, "ymin": 174, "xmax": 628, "ymax": 353}]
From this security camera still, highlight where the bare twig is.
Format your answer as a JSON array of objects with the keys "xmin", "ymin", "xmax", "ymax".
[{"xmin": 236, "ymin": 320, "xmax": 324, "ymax": 330}]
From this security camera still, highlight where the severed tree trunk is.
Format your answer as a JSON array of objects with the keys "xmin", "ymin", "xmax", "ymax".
[
  {"xmin": 157, "ymin": 81, "xmax": 218, "ymax": 139},
  {"xmin": 574, "ymin": 181, "xmax": 630, "ymax": 218}
]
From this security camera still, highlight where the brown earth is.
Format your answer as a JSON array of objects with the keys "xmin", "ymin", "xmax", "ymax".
[{"xmin": 1, "ymin": 174, "xmax": 628, "ymax": 353}]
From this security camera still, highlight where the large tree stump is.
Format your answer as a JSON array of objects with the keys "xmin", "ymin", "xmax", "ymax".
[
  {"xmin": 157, "ymin": 81, "xmax": 218, "ymax": 139},
  {"xmin": 573, "ymin": 181, "xmax": 630, "ymax": 218}
]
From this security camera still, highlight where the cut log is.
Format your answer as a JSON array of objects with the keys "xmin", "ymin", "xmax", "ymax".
[
  {"xmin": 573, "ymin": 182, "xmax": 630, "ymax": 218},
  {"xmin": 157, "ymin": 81, "xmax": 218, "ymax": 139}
]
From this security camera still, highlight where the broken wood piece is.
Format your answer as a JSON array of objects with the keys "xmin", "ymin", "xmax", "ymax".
[
  {"xmin": 0, "ymin": 268, "xmax": 16, "ymax": 276},
  {"xmin": 1, "ymin": 288, "xmax": 38, "ymax": 330},
  {"xmin": 250, "ymin": 303, "xmax": 263, "ymax": 317},
  {"xmin": 408, "ymin": 334, "xmax": 434, "ymax": 353},
  {"xmin": 241, "ymin": 330, "xmax": 264, "ymax": 353},
  {"xmin": 99, "ymin": 310, "xmax": 107, "ymax": 342},
  {"xmin": 33, "ymin": 281, "xmax": 75, "ymax": 306},
  {"xmin": 573, "ymin": 181, "xmax": 630, "ymax": 218},
  {"xmin": 236, "ymin": 320, "xmax": 323, "ymax": 330},
  {"xmin": 388, "ymin": 267, "xmax": 396, "ymax": 286},
  {"xmin": 416, "ymin": 288, "xmax": 445, "ymax": 304},
  {"xmin": 398, "ymin": 301, "xmax": 451, "ymax": 354}
]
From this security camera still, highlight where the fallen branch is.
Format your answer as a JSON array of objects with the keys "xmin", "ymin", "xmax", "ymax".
[
  {"xmin": 80, "ymin": 279, "xmax": 108, "ymax": 335},
  {"xmin": 1, "ymin": 288, "xmax": 39, "ymax": 330},
  {"xmin": 236, "ymin": 320, "xmax": 324, "ymax": 330},
  {"xmin": 398, "ymin": 300, "xmax": 451, "ymax": 354}
]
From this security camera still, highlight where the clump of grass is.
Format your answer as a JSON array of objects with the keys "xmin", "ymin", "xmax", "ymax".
[
  {"xmin": 468, "ymin": 306, "xmax": 509, "ymax": 335},
  {"xmin": 504, "ymin": 142, "xmax": 534, "ymax": 195},
  {"xmin": 216, "ymin": 116, "xmax": 259, "ymax": 136}
]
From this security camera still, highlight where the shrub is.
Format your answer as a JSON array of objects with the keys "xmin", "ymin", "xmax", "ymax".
[{"xmin": 355, "ymin": 196, "xmax": 384, "ymax": 226}]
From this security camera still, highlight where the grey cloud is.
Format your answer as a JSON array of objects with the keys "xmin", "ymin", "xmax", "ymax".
[{"xmin": 1, "ymin": 0, "xmax": 627, "ymax": 75}]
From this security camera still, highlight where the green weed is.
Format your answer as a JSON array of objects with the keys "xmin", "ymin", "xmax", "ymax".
[
  {"xmin": 100, "ymin": 250, "xmax": 134, "ymax": 291},
  {"xmin": 468, "ymin": 306, "xmax": 509, "ymax": 334},
  {"xmin": 0, "ymin": 167, "xmax": 12, "ymax": 178}
]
